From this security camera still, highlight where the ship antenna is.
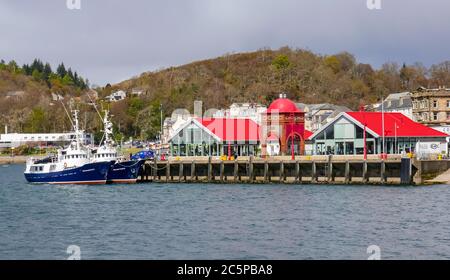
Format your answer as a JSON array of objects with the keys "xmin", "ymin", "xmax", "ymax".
[
  {"xmin": 86, "ymin": 91, "xmax": 115, "ymax": 146},
  {"xmin": 86, "ymin": 90, "xmax": 103, "ymax": 120},
  {"xmin": 60, "ymin": 100, "xmax": 75, "ymax": 129}
]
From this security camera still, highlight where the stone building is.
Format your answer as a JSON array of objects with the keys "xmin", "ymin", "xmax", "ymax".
[
  {"xmin": 376, "ymin": 92, "xmax": 414, "ymax": 120},
  {"xmin": 412, "ymin": 87, "xmax": 450, "ymax": 134}
]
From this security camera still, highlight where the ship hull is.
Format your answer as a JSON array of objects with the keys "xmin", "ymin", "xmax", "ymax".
[
  {"xmin": 107, "ymin": 160, "xmax": 145, "ymax": 183},
  {"xmin": 24, "ymin": 162, "xmax": 112, "ymax": 185}
]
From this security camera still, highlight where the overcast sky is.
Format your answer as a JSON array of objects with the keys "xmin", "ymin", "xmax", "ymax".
[{"xmin": 1, "ymin": 0, "xmax": 449, "ymax": 86}]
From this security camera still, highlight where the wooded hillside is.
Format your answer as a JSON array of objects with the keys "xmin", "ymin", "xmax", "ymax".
[
  {"xmin": 2, "ymin": 47, "xmax": 450, "ymax": 141},
  {"xmin": 106, "ymin": 47, "xmax": 449, "ymax": 139}
]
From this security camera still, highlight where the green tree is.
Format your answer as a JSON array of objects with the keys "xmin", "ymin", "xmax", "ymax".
[
  {"xmin": 127, "ymin": 97, "xmax": 145, "ymax": 117},
  {"xmin": 57, "ymin": 63, "xmax": 67, "ymax": 78},
  {"xmin": 31, "ymin": 59, "xmax": 44, "ymax": 73},
  {"xmin": 62, "ymin": 73, "xmax": 74, "ymax": 86},
  {"xmin": 135, "ymin": 101, "xmax": 162, "ymax": 140},
  {"xmin": 32, "ymin": 69, "xmax": 43, "ymax": 81},
  {"xmin": 43, "ymin": 63, "xmax": 52, "ymax": 81},
  {"xmin": 7, "ymin": 60, "xmax": 20, "ymax": 73},
  {"xmin": 25, "ymin": 107, "xmax": 47, "ymax": 133},
  {"xmin": 272, "ymin": 54, "xmax": 291, "ymax": 71},
  {"xmin": 324, "ymin": 56, "xmax": 340, "ymax": 73}
]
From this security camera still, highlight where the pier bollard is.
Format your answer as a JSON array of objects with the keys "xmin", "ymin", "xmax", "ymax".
[
  {"xmin": 312, "ymin": 161, "xmax": 317, "ymax": 183},
  {"xmin": 344, "ymin": 161, "xmax": 351, "ymax": 184},
  {"xmin": 234, "ymin": 159, "xmax": 238, "ymax": 182}
]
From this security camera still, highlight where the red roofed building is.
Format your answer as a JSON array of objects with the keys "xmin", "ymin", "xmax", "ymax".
[
  {"xmin": 309, "ymin": 112, "xmax": 448, "ymax": 156},
  {"xmin": 167, "ymin": 117, "xmax": 261, "ymax": 157}
]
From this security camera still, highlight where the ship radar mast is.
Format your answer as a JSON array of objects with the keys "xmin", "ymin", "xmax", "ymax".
[
  {"xmin": 103, "ymin": 110, "xmax": 115, "ymax": 146},
  {"xmin": 72, "ymin": 110, "xmax": 82, "ymax": 150}
]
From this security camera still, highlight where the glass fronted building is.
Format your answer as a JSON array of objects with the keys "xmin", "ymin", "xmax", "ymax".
[
  {"xmin": 168, "ymin": 118, "xmax": 260, "ymax": 157},
  {"xmin": 309, "ymin": 112, "xmax": 448, "ymax": 156}
]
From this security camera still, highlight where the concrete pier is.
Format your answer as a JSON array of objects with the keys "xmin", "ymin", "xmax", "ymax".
[{"xmin": 137, "ymin": 155, "xmax": 435, "ymax": 185}]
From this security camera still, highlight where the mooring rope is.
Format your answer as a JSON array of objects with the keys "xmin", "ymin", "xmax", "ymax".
[
  {"xmin": 146, "ymin": 163, "xmax": 168, "ymax": 171},
  {"xmin": 115, "ymin": 160, "xmax": 143, "ymax": 168}
]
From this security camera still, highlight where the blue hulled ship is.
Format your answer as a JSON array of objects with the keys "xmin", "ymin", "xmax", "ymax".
[
  {"xmin": 90, "ymin": 110, "xmax": 146, "ymax": 183},
  {"xmin": 24, "ymin": 110, "xmax": 112, "ymax": 185}
]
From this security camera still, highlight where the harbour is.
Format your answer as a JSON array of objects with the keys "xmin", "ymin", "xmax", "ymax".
[
  {"xmin": 2, "ymin": 164, "xmax": 450, "ymax": 260},
  {"xmin": 2, "ymin": 0, "xmax": 450, "ymax": 264}
]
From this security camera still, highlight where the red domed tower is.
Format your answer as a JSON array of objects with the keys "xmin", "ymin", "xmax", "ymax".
[{"xmin": 261, "ymin": 93, "xmax": 305, "ymax": 156}]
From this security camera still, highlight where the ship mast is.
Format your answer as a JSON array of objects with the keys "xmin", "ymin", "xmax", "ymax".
[
  {"xmin": 72, "ymin": 110, "xmax": 81, "ymax": 150},
  {"xmin": 103, "ymin": 110, "xmax": 114, "ymax": 146}
]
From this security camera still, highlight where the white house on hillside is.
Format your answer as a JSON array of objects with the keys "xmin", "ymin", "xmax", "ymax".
[{"xmin": 105, "ymin": 90, "xmax": 127, "ymax": 102}]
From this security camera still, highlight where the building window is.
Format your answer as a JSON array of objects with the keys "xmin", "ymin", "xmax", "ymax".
[
  {"xmin": 325, "ymin": 126, "xmax": 334, "ymax": 140},
  {"xmin": 433, "ymin": 112, "xmax": 438, "ymax": 121},
  {"xmin": 447, "ymin": 100, "xmax": 450, "ymax": 108},
  {"xmin": 433, "ymin": 100, "xmax": 438, "ymax": 108},
  {"xmin": 422, "ymin": 113, "xmax": 428, "ymax": 121}
]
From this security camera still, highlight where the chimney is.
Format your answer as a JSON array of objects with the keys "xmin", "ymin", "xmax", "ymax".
[{"xmin": 4, "ymin": 125, "xmax": 7, "ymax": 134}]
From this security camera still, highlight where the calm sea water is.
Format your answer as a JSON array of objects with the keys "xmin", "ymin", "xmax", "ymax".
[{"xmin": 1, "ymin": 164, "xmax": 450, "ymax": 260}]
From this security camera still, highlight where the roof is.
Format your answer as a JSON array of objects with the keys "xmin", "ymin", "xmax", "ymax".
[
  {"xmin": 376, "ymin": 95, "xmax": 412, "ymax": 111},
  {"xmin": 385, "ymin": 92, "xmax": 411, "ymax": 101},
  {"xmin": 167, "ymin": 118, "xmax": 221, "ymax": 143},
  {"xmin": 266, "ymin": 98, "xmax": 301, "ymax": 113},
  {"xmin": 304, "ymin": 130, "xmax": 313, "ymax": 139},
  {"xmin": 198, "ymin": 118, "xmax": 260, "ymax": 142},
  {"xmin": 346, "ymin": 112, "xmax": 448, "ymax": 137}
]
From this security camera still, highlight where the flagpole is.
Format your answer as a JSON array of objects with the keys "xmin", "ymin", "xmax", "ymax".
[
  {"xmin": 381, "ymin": 96, "xmax": 385, "ymax": 158},
  {"xmin": 363, "ymin": 123, "xmax": 367, "ymax": 160},
  {"xmin": 394, "ymin": 121, "xmax": 397, "ymax": 154},
  {"xmin": 362, "ymin": 105, "xmax": 367, "ymax": 160}
]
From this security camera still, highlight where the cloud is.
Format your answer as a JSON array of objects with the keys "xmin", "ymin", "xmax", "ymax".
[{"xmin": 1, "ymin": 0, "xmax": 449, "ymax": 85}]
